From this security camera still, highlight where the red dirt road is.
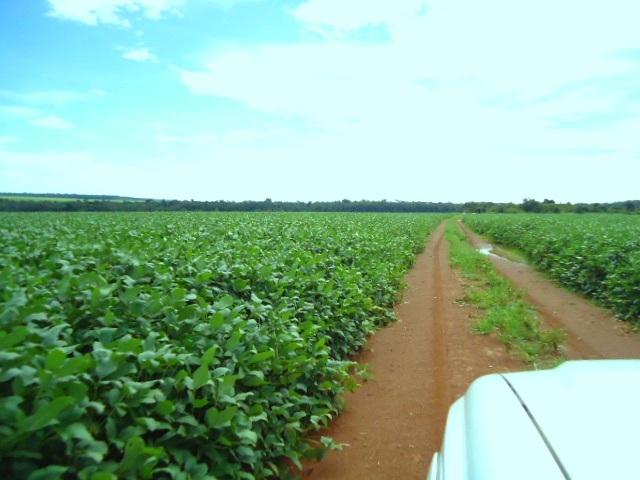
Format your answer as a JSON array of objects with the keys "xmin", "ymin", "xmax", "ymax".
[
  {"xmin": 460, "ymin": 222, "xmax": 640, "ymax": 360},
  {"xmin": 303, "ymin": 223, "xmax": 522, "ymax": 480}
]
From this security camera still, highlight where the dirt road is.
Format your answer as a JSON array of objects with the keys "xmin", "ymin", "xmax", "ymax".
[
  {"xmin": 303, "ymin": 223, "xmax": 522, "ymax": 480},
  {"xmin": 460, "ymin": 222, "xmax": 640, "ymax": 359}
]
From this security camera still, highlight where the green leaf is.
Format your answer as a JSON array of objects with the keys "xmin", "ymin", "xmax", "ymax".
[
  {"xmin": 118, "ymin": 436, "xmax": 145, "ymax": 475},
  {"xmin": 0, "ymin": 365, "xmax": 38, "ymax": 384},
  {"xmin": 56, "ymin": 356, "xmax": 93, "ymax": 377},
  {"xmin": 144, "ymin": 299, "xmax": 163, "ymax": 317},
  {"xmin": 61, "ymin": 422, "xmax": 93, "ymax": 442},
  {"xmin": 200, "ymin": 345, "xmax": 219, "ymax": 366},
  {"xmin": 0, "ymin": 395, "xmax": 23, "ymax": 423},
  {"xmin": 45, "ymin": 349, "xmax": 67, "ymax": 371},
  {"xmin": 116, "ymin": 336, "xmax": 142, "ymax": 354},
  {"xmin": 248, "ymin": 404, "xmax": 263, "ymax": 416},
  {"xmin": 236, "ymin": 429, "xmax": 258, "ymax": 445},
  {"xmin": 27, "ymin": 465, "xmax": 68, "ymax": 480},
  {"xmin": 0, "ymin": 326, "xmax": 29, "ymax": 349},
  {"xmin": 90, "ymin": 473, "xmax": 117, "ymax": 480},
  {"xmin": 155, "ymin": 400, "xmax": 175, "ymax": 416},
  {"xmin": 215, "ymin": 294, "xmax": 234, "ymax": 309},
  {"xmin": 247, "ymin": 350, "xmax": 275, "ymax": 365},
  {"xmin": 192, "ymin": 398, "xmax": 208, "ymax": 408},
  {"xmin": 210, "ymin": 311, "xmax": 225, "ymax": 330},
  {"xmin": 205, "ymin": 406, "xmax": 237, "ymax": 428},
  {"xmin": 82, "ymin": 440, "xmax": 109, "ymax": 463},
  {"xmin": 24, "ymin": 396, "xmax": 74, "ymax": 432},
  {"xmin": 218, "ymin": 375, "xmax": 239, "ymax": 397},
  {"xmin": 92, "ymin": 348, "xmax": 118, "ymax": 379},
  {"xmin": 225, "ymin": 330, "xmax": 242, "ymax": 352},
  {"xmin": 170, "ymin": 287, "xmax": 186, "ymax": 303},
  {"xmin": 285, "ymin": 450, "xmax": 302, "ymax": 470},
  {"xmin": 192, "ymin": 365, "xmax": 210, "ymax": 390}
]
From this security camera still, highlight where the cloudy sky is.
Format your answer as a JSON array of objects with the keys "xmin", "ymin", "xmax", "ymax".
[{"xmin": 1, "ymin": 0, "xmax": 639, "ymax": 202}]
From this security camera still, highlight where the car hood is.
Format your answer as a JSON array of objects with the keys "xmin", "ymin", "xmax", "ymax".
[
  {"xmin": 435, "ymin": 360, "xmax": 640, "ymax": 480},
  {"xmin": 503, "ymin": 360, "xmax": 640, "ymax": 479}
]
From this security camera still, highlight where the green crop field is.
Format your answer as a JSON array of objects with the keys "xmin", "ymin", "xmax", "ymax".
[
  {"xmin": 463, "ymin": 214, "xmax": 640, "ymax": 323},
  {"xmin": 0, "ymin": 212, "xmax": 442, "ymax": 479}
]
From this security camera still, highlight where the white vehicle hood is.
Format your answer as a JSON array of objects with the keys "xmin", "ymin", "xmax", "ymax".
[
  {"xmin": 432, "ymin": 360, "xmax": 640, "ymax": 480},
  {"xmin": 503, "ymin": 360, "xmax": 640, "ymax": 480}
]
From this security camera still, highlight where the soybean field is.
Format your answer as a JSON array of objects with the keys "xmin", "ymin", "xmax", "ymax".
[{"xmin": 0, "ymin": 212, "xmax": 442, "ymax": 479}]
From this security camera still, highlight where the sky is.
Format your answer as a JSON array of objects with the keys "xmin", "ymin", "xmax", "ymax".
[{"xmin": 0, "ymin": 0, "xmax": 639, "ymax": 203}]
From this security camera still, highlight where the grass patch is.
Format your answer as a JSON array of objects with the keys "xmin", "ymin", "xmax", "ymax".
[{"xmin": 446, "ymin": 221, "xmax": 565, "ymax": 367}]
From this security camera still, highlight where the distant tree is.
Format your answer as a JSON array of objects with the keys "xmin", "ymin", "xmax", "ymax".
[
  {"xmin": 574, "ymin": 204, "xmax": 589, "ymax": 214},
  {"xmin": 521, "ymin": 198, "xmax": 542, "ymax": 213},
  {"xmin": 541, "ymin": 200, "xmax": 560, "ymax": 213}
]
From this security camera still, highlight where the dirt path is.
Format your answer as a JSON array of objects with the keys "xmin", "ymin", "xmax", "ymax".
[
  {"xmin": 460, "ymin": 221, "xmax": 640, "ymax": 359},
  {"xmin": 302, "ymin": 223, "xmax": 523, "ymax": 480}
]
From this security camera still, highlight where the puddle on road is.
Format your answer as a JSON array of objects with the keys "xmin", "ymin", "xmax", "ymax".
[
  {"xmin": 478, "ymin": 245, "xmax": 494, "ymax": 256},
  {"xmin": 476, "ymin": 244, "xmax": 513, "ymax": 262}
]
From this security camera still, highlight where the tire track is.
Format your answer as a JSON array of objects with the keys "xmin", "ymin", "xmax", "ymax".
[{"xmin": 429, "ymin": 226, "xmax": 449, "ymax": 436}]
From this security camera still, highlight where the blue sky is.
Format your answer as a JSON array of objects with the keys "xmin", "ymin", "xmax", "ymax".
[{"xmin": 1, "ymin": 0, "xmax": 639, "ymax": 202}]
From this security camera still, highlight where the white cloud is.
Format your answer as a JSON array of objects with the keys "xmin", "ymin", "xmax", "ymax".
[
  {"xmin": 121, "ymin": 47, "xmax": 158, "ymax": 62},
  {"xmin": 155, "ymin": 126, "xmax": 287, "ymax": 145},
  {"xmin": 0, "ymin": 89, "xmax": 105, "ymax": 106},
  {"xmin": 46, "ymin": 0, "xmax": 254, "ymax": 27},
  {"xmin": 1, "ymin": 105, "xmax": 73, "ymax": 129},
  {"xmin": 47, "ymin": 0, "xmax": 183, "ymax": 27},
  {"xmin": 293, "ymin": 0, "xmax": 425, "ymax": 33},
  {"xmin": 156, "ymin": 133, "xmax": 217, "ymax": 144},
  {"xmin": 0, "ymin": 149, "xmax": 115, "ymax": 196},
  {"xmin": 180, "ymin": 43, "xmax": 405, "ymax": 124},
  {"xmin": 0, "ymin": 106, "xmax": 41, "ymax": 118},
  {"xmin": 23, "ymin": 0, "xmax": 639, "ymax": 202},
  {"xmin": 210, "ymin": 0, "xmax": 263, "ymax": 8},
  {"xmin": 32, "ymin": 116, "xmax": 73, "ymax": 129},
  {"xmin": 180, "ymin": 0, "xmax": 640, "ymax": 169},
  {"xmin": 0, "ymin": 149, "xmax": 92, "ymax": 167}
]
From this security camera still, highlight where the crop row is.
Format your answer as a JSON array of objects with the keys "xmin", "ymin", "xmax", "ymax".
[
  {"xmin": 462, "ymin": 214, "xmax": 640, "ymax": 322},
  {"xmin": 0, "ymin": 212, "xmax": 441, "ymax": 479}
]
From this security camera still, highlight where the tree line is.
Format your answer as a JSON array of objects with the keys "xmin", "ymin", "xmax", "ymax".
[
  {"xmin": 0, "ymin": 198, "xmax": 460, "ymax": 213},
  {"xmin": 462, "ymin": 198, "xmax": 639, "ymax": 214},
  {"xmin": 0, "ymin": 196, "xmax": 637, "ymax": 213}
]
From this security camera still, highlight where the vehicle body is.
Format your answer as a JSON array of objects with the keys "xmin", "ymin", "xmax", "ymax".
[{"xmin": 428, "ymin": 360, "xmax": 640, "ymax": 480}]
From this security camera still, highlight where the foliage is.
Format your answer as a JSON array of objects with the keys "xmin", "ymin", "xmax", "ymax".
[
  {"xmin": 2, "ymin": 193, "xmax": 638, "ymax": 214},
  {"xmin": 446, "ymin": 222, "xmax": 564, "ymax": 366},
  {"xmin": 463, "ymin": 214, "xmax": 640, "ymax": 323},
  {"xmin": 0, "ymin": 197, "xmax": 461, "ymax": 213},
  {"xmin": 461, "ymin": 199, "xmax": 640, "ymax": 214},
  {"xmin": 0, "ymin": 212, "xmax": 441, "ymax": 479}
]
